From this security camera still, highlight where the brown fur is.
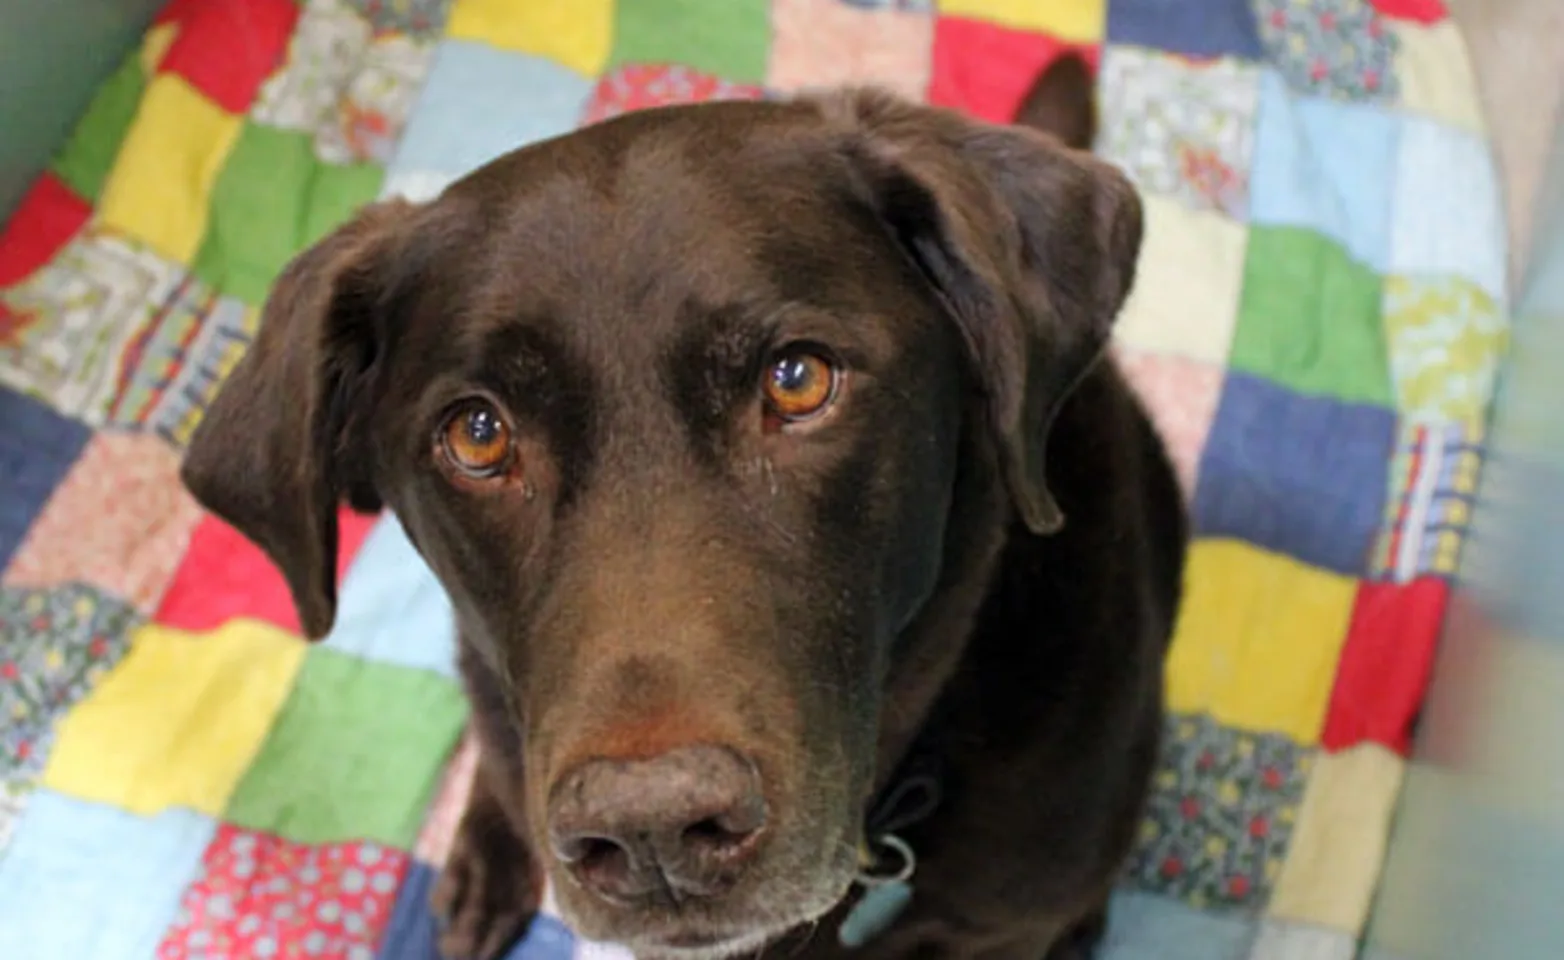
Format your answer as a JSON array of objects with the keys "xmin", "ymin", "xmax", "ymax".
[{"xmin": 181, "ymin": 54, "xmax": 1185, "ymax": 960}]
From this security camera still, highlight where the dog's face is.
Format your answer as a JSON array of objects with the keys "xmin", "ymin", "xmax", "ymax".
[{"xmin": 181, "ymin": 90, "xmax": 1140, "ymax": 958}]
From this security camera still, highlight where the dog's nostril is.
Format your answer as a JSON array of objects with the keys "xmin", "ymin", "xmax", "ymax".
[
  {"xmin": 681, "ymin": 817, "xmax": 745, "ymax": 848},
  {"xmin": 559, "ymin": 834, "xmax": 624, "ymax": 867}
]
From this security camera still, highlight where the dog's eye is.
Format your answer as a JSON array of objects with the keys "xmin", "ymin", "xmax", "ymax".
[
  {"xmin": 440, "ymin": 401, "xmax": 513, "ymax": 477},
  {"xmin": 763, "ymin": 348, "xmax": 838, "ymax": 422}
]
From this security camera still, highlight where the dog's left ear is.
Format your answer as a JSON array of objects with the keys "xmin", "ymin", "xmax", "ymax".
[
  {"xmin": 822, "ymin": 88, "xmax": 1142, "ymax": 534},
  {"xmin": 181, "ymin": 200, "xmax": 414, "ymax": 639}
]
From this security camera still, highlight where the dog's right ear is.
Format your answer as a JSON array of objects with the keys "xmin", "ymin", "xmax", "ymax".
[{"xmin": 181, "ymin": 200, "xmax": 413, "ymax": 640}]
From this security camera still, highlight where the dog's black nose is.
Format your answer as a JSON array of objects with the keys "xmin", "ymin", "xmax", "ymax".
[{"xmin": 547, "ymin": 745, "xmax": 767, "ymax": 905}]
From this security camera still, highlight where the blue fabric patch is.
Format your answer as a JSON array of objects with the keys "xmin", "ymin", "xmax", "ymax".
[
  {"xmin": 1390, "ymin": 116, "xmax": 1509, "ymax": 305},
  {"xmin": 375, "ymin": 861, "xmax": 578, "ymax": 960},
  {"xmin": 1100, "ymin": 888, "xmax": 1255, "ymax": 960},
  {"xmin": 1250, "ymin": 70, "xmax": 1401, "ymax": 272},
  {"xmin": 0, "ymin": 387, "xmax": 91, "ymax": 571},
  {"xmin": 326, "ymin": 513, "xmax": 458, "ymax": 680},
  {"xmin": 0, "ymin": 790, "xmax": 216, "ymax": 960},
  {"xmin": 1106, "ymin": 0, "xmax": 1264, "ymax": 60},
  {"xmin": 1194, "ymin": 373, "xmax": 1396, "ymax": 576},
  {"xmin": 389, "ymin": 39, "xmax": 595, "ymax": 183}
]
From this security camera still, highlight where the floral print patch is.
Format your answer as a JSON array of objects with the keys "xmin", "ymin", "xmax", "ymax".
[
  {"xmin": 580, "ymin": 64, "xmax": 765, "ymax": 127},
  {"xmin": 1384, "ymin": 275, "xmax": 1508, "ymax": 424},
  {"xmin": 1254, "ymin": 0, "xmax": 1401, "ymax": 101},
  {"xmin": 1125, "ymin": 714, "xmax": 1312, "ymax": 909}
]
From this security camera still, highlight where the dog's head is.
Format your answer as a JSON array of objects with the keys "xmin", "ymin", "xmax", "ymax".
[{"xmin": 181, "ymin": 74, "xmax": 1139, "ymax": 958}]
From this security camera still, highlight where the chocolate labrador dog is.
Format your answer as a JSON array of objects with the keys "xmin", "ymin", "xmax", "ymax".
[{"xmin": 181, "ymin": 54, "xmax": 1186, "ymax": 960}]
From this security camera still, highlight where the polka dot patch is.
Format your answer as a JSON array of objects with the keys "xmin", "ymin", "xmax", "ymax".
[{"xmin": 157, "ymin": 824, "xmax": 408, "ymax": 959}]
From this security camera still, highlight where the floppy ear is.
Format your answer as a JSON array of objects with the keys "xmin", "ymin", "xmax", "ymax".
[
  {"xmin": 823, "ymin": 88, "xmax": 1143, "ymax": 534},
  {"xmin": 181, "ymin": 200, "xmax": 413, "ymax": 639}
]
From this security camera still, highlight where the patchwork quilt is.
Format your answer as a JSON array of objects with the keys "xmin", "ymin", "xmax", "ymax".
[{"xmin": 0, "ymin": 0, "xmax": 1507, "ymax": 958}]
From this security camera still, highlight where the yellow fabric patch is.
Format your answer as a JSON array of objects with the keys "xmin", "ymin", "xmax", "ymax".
[
  {"xmin": 1167, "ymin": 539, "xmax": 1357, "ymax": 743},
  {"xmin": 1394, "ymin": 20, "xmax": 1484, "ymax": 136},
  {"xmin": 41, "ymin": 620, "xmax": 305, "ymax": 817},
  {"xmin": 1268, "ymin": 744, "xmax": 1406, "ymax": 932},
  {"xmin": 97, "ymin": 74, "xmax": 241, "ymax": 264},
  {"xmin": 1384, "ymin": 275, "xmax": 1508, "ymax": 423},
  {"xmin": 141, "ymin": 23, "xmax": 178, "ymax": 74},
  {"xmin": 938, "ymin": 0, "xmax": 1105, "ymax": 43},
  {"xmin": 446, "ymin": 0, "xmax": 614, "ymax": 76},
  {"xmin": 1113, "ymin": 194, "xmax": 1248, "ymax": 366}
]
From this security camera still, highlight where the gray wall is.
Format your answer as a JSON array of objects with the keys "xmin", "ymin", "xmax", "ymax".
[{"xmin": 0, "ymin": 0, "xmax": 163, "ymax": 219}]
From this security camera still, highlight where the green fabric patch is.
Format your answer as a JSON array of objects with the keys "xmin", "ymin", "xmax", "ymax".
[
  {"xmin": 49, "ymin": 52, "xmax": 146, "ymax": 203},
  {"xmin": 191, "ymin": 122, "xmax": 384, "ymax": 306},
  {"xmin": 610, "ymin": 0, "xmax": 771, "ymax": 83},
  {"xmin": 223, "ymin": 647, "xmax": 468, "ymax": 848},
  {"xmin": 1229, "ymin": 227, "xmax": 1393, "ymax": 408}
]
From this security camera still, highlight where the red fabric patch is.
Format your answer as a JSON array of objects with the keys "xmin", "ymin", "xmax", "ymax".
[
  {"xmin": 1365, "ymin": 0, "xmax": 1446, "ymax": 24},
  {"xmin": 155, "ymin": 508, "xmax": 379, "ymax": 636},
  {"xmin": 158, "ymin": 825, "xmax": 408, "ymax": 959},
  {"xmin": 158, "ymin": 0, "xmax": 300, "ymax": 113},
  {"xmin": 0, "ymin": 174, "xmax": 91, "ymax": 287},
  {"xmin": 581, "ymin": 63, "xmax": 765, "ymax": 127},
  {"xmin": 1321, "ymin": 577, "xmax": 1450, "ymax": 755},
  {"xmin": 928, "ymin": 16, "xmax": 1099, "ymax": 124}
]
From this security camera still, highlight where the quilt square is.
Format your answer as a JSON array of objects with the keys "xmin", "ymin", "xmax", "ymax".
[
  {"xmin": 610, "ymin": 0, "xmax": 772, "ymax": 84},
  {"xmin": 768, "ymin": 0, "xmax": 934, "ymax": 99},
  {"xmin": 326, "ymin": 513, "xmax": 459, "ymax": 680},
  {"xmin": 1249, "ymin": 71, "xmax": 1400, "ymax": 272},
  {"xmin": 1392, "ymin": 18, "xmax": 1483, "ymax": 134},
  {"xmin": 1250, "ymin": 920, "xmax": 1356, "ymax": 960},
  {"xmin": 98, "ymin": 74, "xmax": 244, "ymax": 265},
  {"xmin": 1106, "ymin": 0, "xmax": 1265, "ymax": 60},
  {"xmin": 1097, "ymin": 46, "xmax": 1261, "ymax": 220},
  {"xmin": 158, "ymin": 825, "xmax": 409, "ymax": 960},
  {"xmin": 1390, "ymin": 116, "xmax": 1508, "ymax": 305},
  {"xmin": 0, "ymin": 388, "xmax": 91, "ymax": 570},
  {"xmin": 41, "ymin": 621, "xmax": 305, "ymax": 817},
  {"xmin": 323, "ymin": 31, "xmax": 439, "ymax": 167},
  {"xmin": 0, "ymin": 173, "xmax": 93, "ymax": 287},
  {"xmin": 1230, "ymin": 227, "xmax": 1393, "ymax": 407},
  {"xmin": 1370, "ymin": 418, "xmax": 1482, "ymax": 581},
  {"xmin": 1167, "ymin": 538, "xmax": 1359, "ymax": 743},
  {"xmin": 1384, "ymin": 275, "xmax": 1507, "ymax": 423},
  {"xmin": 192, "ymin": 121, "xmax": 384, "ymax": 306},
  {"xmin": 0, "ymin": 229, "xmax": 185, "ymax": 422},
  {"xmin": 50, "ymin": 50, "xmax": 147, "ymax": 204},
  {"xmin": 1125, "ymin": 714, "xmax": 1310, "ymax": 909},
  {"xmin": 224, "ymin": 648, "xmax": 469, "ymax": 848},
  {"xmin": 376, "ymin": 862, "xmax": 580, "ymax": 960},
  {"xmin": 448, "ymin": 0, "xmax": 614, "ymax": 77},
  {"xmin": 1322, "ymin": 577, "xmax": 1448, "ymax": 754},
  {"xmin": 581, "ymin": 64, "xmax": 766, "ymax": 127},
  {"xmin": 1268, "ymin": 744, "xmax": 1405, "ymax": 931},
  {"xmin": 1368, "ymin": 0, "xmax": 1446, "ymax": 23},
  {"xmin": 0, "ymin": 585, "xmax": 141, "ymax": 854},
  {"xmin": 156, "ymin": 508, "xmax": 380, "ymax": 636},
  {"xmin": 1097, "ymin": 889, "xmax": 1258, "ymax": 958},
  {"xmin": 158, "ymin": 0, "xmax": 301, "ymax": 113},
  {"xmin": 105, "ymin": 283, "xmax": 260, "ymax": 446},
  {"xmin": 2, "ymin": 433, "xmax": 204, "ymax": 612},
  {"xmin": 1112, "ymin": 347, "xmax": 1224, "ymax": 497},
  {"xmin": 390, "ymin": 41, "xmax": 595, "ymax": 185},
  {"xmin": 0, "ymin": 792, "xmax": 216, "ymax": 960},
  {"xmin": 250, "ymin": 0, "xmax": 376, "ymax": 139},
  {"xmin": 1253, "ymin": 0, "xmax": 1401, "ymax": 102},
  {"xmin": 1195, "ymin": 373, "xmax": 1395, "ymax": 576},
  {"xmin": 1112, "ymin": 194, "xmax": 1247, "ymax": 366},
  {"xmin": 937, "ymin": 0, "xmax": 1105, "ymax": 43},
  {"xmin": 928, "ymin": 16, "xmax": 1097, "ymax": 124}
]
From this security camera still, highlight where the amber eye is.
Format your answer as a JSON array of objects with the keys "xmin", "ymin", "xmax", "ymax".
[
  {"xmin": 763, "ymin": 348, "xmax": 838, "ymax": 422},
  {"xmin": 440, "ymin": 401, "xmax": 513, "ymax": 477}
]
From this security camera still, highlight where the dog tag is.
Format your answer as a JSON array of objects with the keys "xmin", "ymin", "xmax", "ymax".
[{"xmin": 837, "ymin": 880, "xmax": 913, "ymax": 949}]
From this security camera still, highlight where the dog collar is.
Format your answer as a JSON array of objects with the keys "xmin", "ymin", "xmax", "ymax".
[{"xmin": 837, "ymin": 755, "xmax": 943, "ymax": 949}]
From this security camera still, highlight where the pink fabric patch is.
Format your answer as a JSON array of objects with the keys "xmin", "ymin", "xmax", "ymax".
[
  {"xmin": 1113, "ymin": 347, "xmax": 1225, "ymax": 498},
  {"xmin": 928, "ymin": 16, "xmax": 1099, "ymax": 123},
  {"xmin": 3, "ymin": 432, "xmax": 205, "ymax": 612},
  {"xmin": 154, "ymin": 508, "xmax": 379, "ymax": 636},
  {"xmin": 414, "ymin": 731, "xmax": 479, "ymax": 864},
  {"xmin": 157, "ymin": 825, "xmax": 407, "ymax": 959},
  {"xmin": 767, "ymin": 0, "xmax": 935, "ymax": 99},
  {"xmin": 580, "ymin": 64, "xmax": 764, "ymax": 127}
]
